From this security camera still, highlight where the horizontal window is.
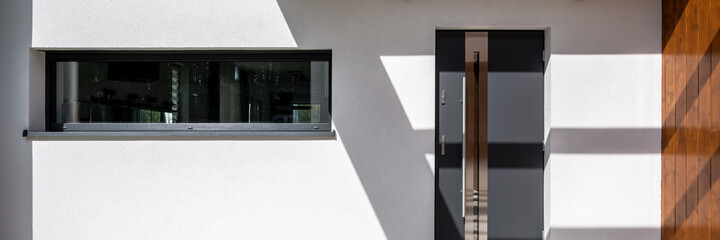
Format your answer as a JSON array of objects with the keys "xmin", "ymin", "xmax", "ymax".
[{"xmin": 46, "ymin": 51, "xmax": 331, "ymax": 132}]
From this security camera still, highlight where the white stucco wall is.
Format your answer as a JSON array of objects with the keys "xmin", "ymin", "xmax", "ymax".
[{"xmin": 29, "ymin": 0, "xmax": 661, "ymax": 239}]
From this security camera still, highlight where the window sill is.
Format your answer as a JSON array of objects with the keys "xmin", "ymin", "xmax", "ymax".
[{"xmin": 24, "ymin": 130, "xmax": 336, "ymax": 140}]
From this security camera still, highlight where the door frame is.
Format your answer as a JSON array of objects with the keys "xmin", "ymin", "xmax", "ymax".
[{"xmin": 435, "ymin": 28, "xmax": 549, "ymax": 240}]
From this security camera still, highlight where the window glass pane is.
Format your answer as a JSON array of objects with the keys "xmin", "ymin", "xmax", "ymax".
[{"xmin": 54, "ymin": 60, "xmax": 330, "ymax": 125}]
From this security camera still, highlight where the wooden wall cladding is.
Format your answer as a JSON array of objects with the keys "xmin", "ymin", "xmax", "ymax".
[{"xmin": 662, "ymin": 0, "xmax": 720, "ymax": 239}]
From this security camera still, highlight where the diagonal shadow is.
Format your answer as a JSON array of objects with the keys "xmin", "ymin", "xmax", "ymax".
[
  {"xmin": 275, "ymin": 1, "xmax": 668, "ymax": 240},
  {"xmin": 662, "ymin": 17, "xmax": 720, "ymax": 153},
  {"xmin": 275, "ymin": 2, "xmax": 437, "ymax": 240},
  {"xmin": 661, "ymin": 137, "xmax": 719, "ymax": 238},
  {"xmin": 662, "ymin": 0, "xmax": 691, "ymax": 51},
  {"xmin": 661, "ymin": 0, "xmax": 720, "ymax": 238}
]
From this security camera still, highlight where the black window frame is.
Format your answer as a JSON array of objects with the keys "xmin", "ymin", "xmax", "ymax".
[{"xmin": 45, "ymin": 50, "xmax": 332, "ymax": 133}]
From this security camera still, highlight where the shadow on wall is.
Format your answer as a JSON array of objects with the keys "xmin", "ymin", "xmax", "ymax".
[
  {"xmin": 276, "ymin": 1, "xmax": 439, "ymax": 239},
  {"xmin": 274, "ymin": 1, "xmax": 661, "ymax": 240},
  {"xmin": 549, "ymin": 128, "xmax": 659, "ymax": 155},
  {"xmin": 547, "ymin": 228, "xmax": 660, "ymax": 240},
  {"xmin": 0, "ymin": 0, "xmax": 33, "ymax": 239}
]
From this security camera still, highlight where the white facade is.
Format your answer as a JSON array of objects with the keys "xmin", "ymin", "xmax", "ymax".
[{"xmin": 0, "ymin": 0, "xmax": 661, "ymax": 239}]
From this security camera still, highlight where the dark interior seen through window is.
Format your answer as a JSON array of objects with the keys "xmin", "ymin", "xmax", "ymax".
[{"xmin": 48, "ymin": 51, "xmax": 331, "ymax": 131}]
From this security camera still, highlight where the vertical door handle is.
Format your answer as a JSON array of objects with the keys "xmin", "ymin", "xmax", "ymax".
[
  {"xmin": 441, "ymin": 90, "xmax": 446, "ymax": 105},
  {"xmin": 441, "ymin": 135, "xmax": 446, "ymax": 156}
]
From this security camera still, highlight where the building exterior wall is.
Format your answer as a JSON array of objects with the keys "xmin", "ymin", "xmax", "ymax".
[
  {"xmin": 25, "ymin": 0, "xmax": 661, "ymax": 239},
  {"xmin": 0, "ymin": 0, "xmax": 33, "ymax": 240}
]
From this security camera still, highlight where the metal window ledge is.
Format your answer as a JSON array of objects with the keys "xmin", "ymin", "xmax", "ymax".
[{"xmin": 24, "ymin": 130, "xmax": 336, "ymax": 140}]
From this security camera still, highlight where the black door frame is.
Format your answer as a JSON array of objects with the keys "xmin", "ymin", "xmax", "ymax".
[{"xmin": 435, "ymin": 29, "xmax": 546, "ymax": 240}]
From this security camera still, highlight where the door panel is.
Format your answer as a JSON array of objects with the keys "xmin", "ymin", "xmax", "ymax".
[
  {"xmin": 436, "ymin": 30, "xmax": 545, "ymax": 240},
  {"xmin": 438, "ymin": 71, "xmax": 466, "ymax": 238},
  {"xmin": 487, "ymin": 31, "xmax": 545, "ymax": 240},
  {"xmin": 436, "ymin": 30, "xmax": 466, "ymax": 240}
]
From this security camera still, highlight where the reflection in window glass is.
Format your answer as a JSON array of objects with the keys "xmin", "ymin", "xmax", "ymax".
[{"xmin": 55, "ymin": 61, "xmax": 330, "ymax": 125}]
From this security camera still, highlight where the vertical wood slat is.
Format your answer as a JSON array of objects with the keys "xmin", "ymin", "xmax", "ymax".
[
  {"xmin": 711, "ymin": 0, "xmax": 720, "ymax": 237},
  {"xmin": 662, "ymin": 0, "xmax": 678, "ymax": 238},
  {"xmin": 697, "ymin": 0, "xmax": 713, "ymax": 239},
  {"xmin": 686, "ymin": 0, "xmax": 700, "ymax": 239},
  {"xmin": 675, "ymin": 0, "xmax": 689, "ymax": 238}
]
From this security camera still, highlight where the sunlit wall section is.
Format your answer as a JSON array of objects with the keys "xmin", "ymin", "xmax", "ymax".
[
  {"xmin": 32, "ymin": 0, "xmax": 297, "ymax": 48},
  {"xmin": 33, "ymin": 137, "xmax": 387, "ymax": 240},
  {"xmin": 548, "ymin": 53, "xmax": 661, "ymax": 239},
  {"xmin": 381, "ymin": 55, "xmax": 435, "ymax": 131}
]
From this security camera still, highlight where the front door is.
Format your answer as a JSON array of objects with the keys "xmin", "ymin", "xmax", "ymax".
[{"xmin": 435, "ymin": 30, "xmax": 545, "ymax": 240}]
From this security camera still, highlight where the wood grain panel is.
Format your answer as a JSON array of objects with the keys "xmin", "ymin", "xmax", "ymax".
[
  {"xmin": 663, "ymin": 0, "xmax": 720, "ymax": 239},
  {"xmin": 685, "ymin": 0, "xmax": 700, "ymax": 239},
  {"xmin": 662, "ymin": 0, "xmax": 677, "ymax": 238},
  {"xmin": 464, "ymin": 32, "xmax": 487, "ymax": 240},
  {"xmin": 675, "ymin": 0, "xmax": 689, "ymax": 237},
  {"xmin": 696, "ymin": 1, "xmax": 713, "ymax": 239},
  {"xmin": 711, "ymin": 0, "xmax": 720, "ymax": 237}
]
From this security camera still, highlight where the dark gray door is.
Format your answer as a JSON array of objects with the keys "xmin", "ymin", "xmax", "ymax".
[
  {"xmin": 436, "ymin": 30, "xmax": 545, "ymax": 240},
  {"xmin": 436, "ymin": 30, "xmax": 467, "ymax": 240}
]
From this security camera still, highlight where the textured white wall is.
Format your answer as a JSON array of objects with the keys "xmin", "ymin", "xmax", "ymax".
[
  {"xmin": 32, "ymin": 138, "xmax": 387, "ymax": 240},
  {"xmin": 548, "ymin": 53, "xmax": 662, "ymax": 239},
  {"xmin": 31, "ymin": 0, "xmax": 662, "ymax": 239},
  {"xmin": 32, "ymin": 0, "xmax": 297, "ymax": 48},
  {"xmin": 0, "ymin": 0, "xmax": 33, "ymax": 240}
]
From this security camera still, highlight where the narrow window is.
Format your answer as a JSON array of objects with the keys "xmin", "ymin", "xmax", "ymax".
[{"xmin": 46, "ymin": 51, "xmax": 331, "ymax": 132}]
